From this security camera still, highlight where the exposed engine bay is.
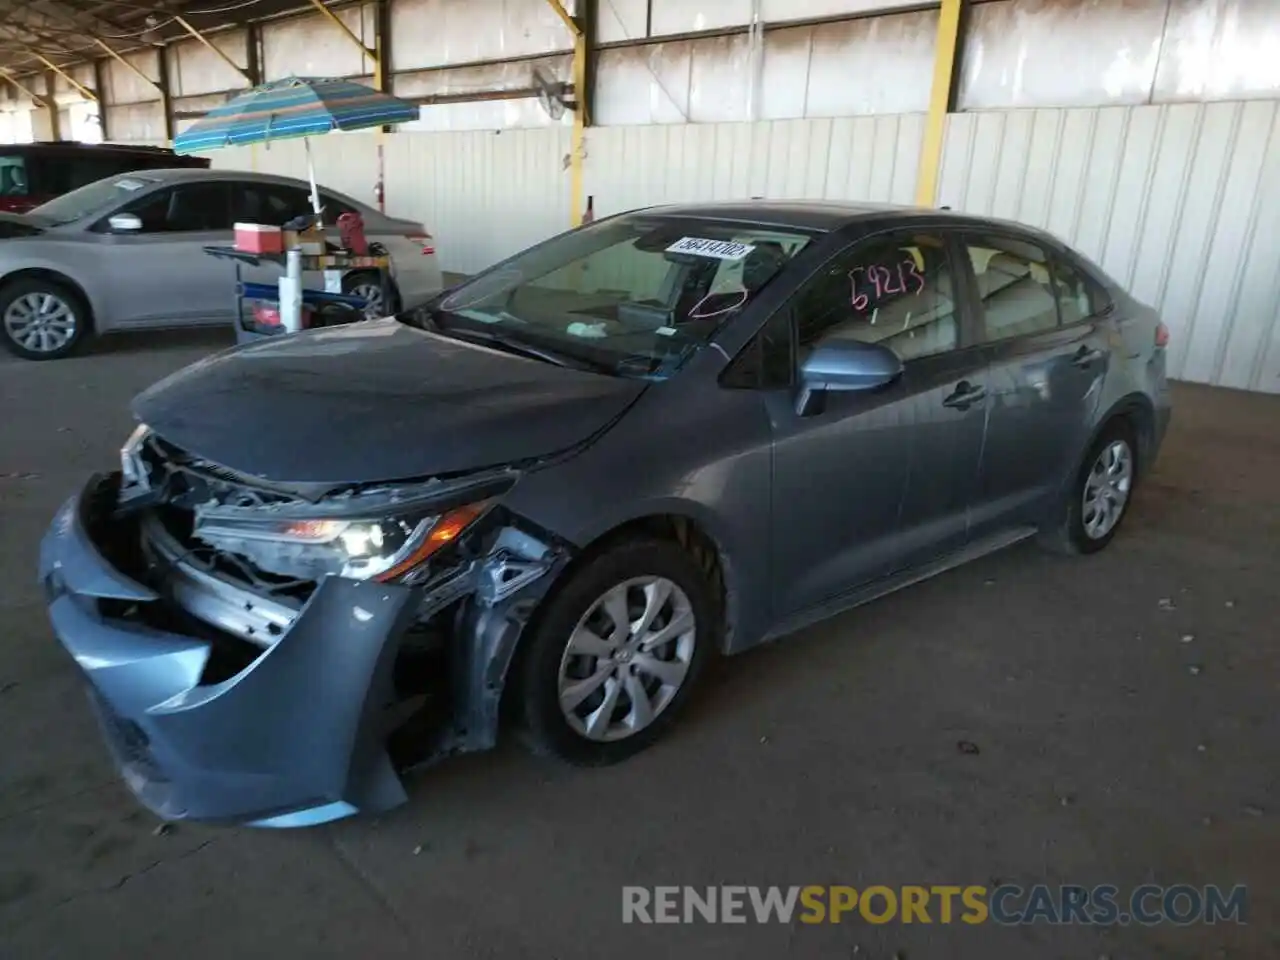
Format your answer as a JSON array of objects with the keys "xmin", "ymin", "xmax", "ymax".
[{"xmin": 104, "ymin": 423, "xmax": 572, "ymax": 783}]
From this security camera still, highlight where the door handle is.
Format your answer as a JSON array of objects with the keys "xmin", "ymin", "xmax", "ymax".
[
  {"xmin": 942, "ymin": 380, "xmax": 987, "ymax": 410},
  {"xmin": 1072, "ymin": 345, "xmax": 1105, "ymax": 368}
]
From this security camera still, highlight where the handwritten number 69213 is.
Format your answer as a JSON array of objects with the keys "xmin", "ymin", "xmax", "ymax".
[{"xmin": 848, "ymin": 259, "xmax": 926, "ymax": 312}]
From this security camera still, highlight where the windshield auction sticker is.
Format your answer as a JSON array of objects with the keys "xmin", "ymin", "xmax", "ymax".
[{"xmin": 666, "ymin": 237, "xmax": 756, "ymax": 260}]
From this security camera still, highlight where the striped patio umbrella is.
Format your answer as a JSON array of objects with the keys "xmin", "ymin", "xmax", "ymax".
[{"xmin": 173, "ymin": 76, "xmax": 420, "ymax": 215}]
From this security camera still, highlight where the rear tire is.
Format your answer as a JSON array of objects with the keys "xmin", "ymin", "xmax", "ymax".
[
  {"xmin": 342, "ymin": 271, "xmax": 400, "ymax": 319},
  {"xmin": 1040, "ymin": 419, "xmax": 1138, "ymax": 555},
  {"xmin": 0, "ymin": 278, "xmax": 91, "ymax": 361},
  {"xmin": 516, "ymin": 538, "xmax": 717, "ymax": 766}
]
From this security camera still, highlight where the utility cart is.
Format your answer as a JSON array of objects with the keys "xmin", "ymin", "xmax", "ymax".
[{"xmin": 203, "ymin": 244, "xmax": 395, "ymax": 344}]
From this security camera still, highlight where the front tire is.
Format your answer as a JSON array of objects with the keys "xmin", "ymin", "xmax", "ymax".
[
  {"xmin": 0, "ymin": 278, "xmax": 91, "ymax": 360},
  {"xmin": 1040, "ymin": 420, "xmax": 1138, "ymax": 555},
  {"xmin": 516, "ymin": 538, "xmax": 717, "ymax": 766}
]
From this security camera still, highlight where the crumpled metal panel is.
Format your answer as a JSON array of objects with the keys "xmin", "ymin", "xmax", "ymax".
[
  {"xmin": 959, "ymin": 0, "xmax": 1170, "ymax": 110},
  {"xmin": 961, "ymin": 0, "xmax": 1280, "ymax": 110},
  {"xmin": 169, "ymin": 30, "xmax": 252, "ymax": 99},
  {"xmin": 597, "ymin": 12, "xmax": 935, "ymax": 126},
  {"xmin": 772, "ymin": 11, "xmax": 937, "ymax": 119},
  {"xmin": 1154, "ymin": 0, "xmax": 1280, "ymax": 102},
  {"xmin": 390, "ymin": 0, "xmax": 575, "ymax": 72},
  {"xmin": 938, "ymin": 100, "xmax": 1280, "ymax": 394}
]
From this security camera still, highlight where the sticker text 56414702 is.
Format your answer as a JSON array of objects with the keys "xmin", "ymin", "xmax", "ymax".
[{"xmin": 666, "ymin": 237, "xmax": 757, "ymax": 261}]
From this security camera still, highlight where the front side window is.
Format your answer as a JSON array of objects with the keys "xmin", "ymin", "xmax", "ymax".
[
  {"xmin": 66, "ymin": 157, "xmax": 137, "ymax": 192},
  {"xmin": 421, "ymin": 215, "xmax": 814, "ymax": 380},
  {"xmin": 965, "ymin": 235, "xmax": 1059, "ymax": 342},
  {"xmin": 31, "ymin": 174, "xmax": 160, "ymax": 225},
  {"xmin": 794, "ymin": 232, "xmax": 961, "ymax": 364},
  {"xmin": 115, "ymin": 182, "xmax": 231, "ymax": 233}
]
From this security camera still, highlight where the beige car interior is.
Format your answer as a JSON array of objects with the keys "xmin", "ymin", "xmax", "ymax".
[
  {"xmin": 968, "ymin": 246, "xmax": 1060, "ymax": 339},
  {"xmin": 808, "ymin": 241, "xmax": 958, "ymax": 362}
]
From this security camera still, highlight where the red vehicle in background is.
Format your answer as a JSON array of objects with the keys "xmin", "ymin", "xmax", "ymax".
[{"xmin": 0, "ymin": 141, "xmax": 210, "ymax": 213}]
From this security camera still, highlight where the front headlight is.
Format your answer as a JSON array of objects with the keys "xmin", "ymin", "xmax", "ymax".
[
  {"xmin": 193, "ymin": 500, "xmax": 490, "ymax": 582},
  {"xmin": 120, "ymin": 423, "xmax": 151, "ymax": 490}
]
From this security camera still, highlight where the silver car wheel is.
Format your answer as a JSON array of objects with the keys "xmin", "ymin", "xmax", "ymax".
[
  {"xmin": 348, "ymin": 281, "xmax": 384, "ymax": 319},
  {"xmin": 1082, "ymin": 439, "xmax": 1133, "ymax": 540},
  {"xmin": 557, "ymin": 576, "xmax": 697, "ymax": 743},
  {"xmin": 4, "ymin": 292, "xmax": 78, "ymax": 354}
]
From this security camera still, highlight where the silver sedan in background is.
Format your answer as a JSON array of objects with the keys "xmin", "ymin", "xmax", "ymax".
[{"xmin": 0, "ymin": 167, "xmax": 443, "ymax": 360}]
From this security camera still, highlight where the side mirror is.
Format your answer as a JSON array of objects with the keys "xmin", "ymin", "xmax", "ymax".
[
  {"xmin": 107, "ymin": 213, "xmax": 142, "ymax": 233},
  {"xmin": 797, "ymin": 337, "xmax": 902, "ymax": 415}
]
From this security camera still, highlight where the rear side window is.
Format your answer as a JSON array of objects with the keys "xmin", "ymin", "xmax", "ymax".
[
  {"xmin": 322, "ymin": 193, "xmax": 359, "ymax": 219},
  {"xmin": 0, "ymin": 155, "xmax": 28, "ymax": 197},
  {"xmin": 1051, "ymin": 257, "xmax": 1109, "ymax": 325},
  {"xmin": 964, "ymin": 235, "xmax": 1059, "ymax": 342},
  {"xmin": 232, "ymin": 182, "xmax": 314, "ymax": 225}
]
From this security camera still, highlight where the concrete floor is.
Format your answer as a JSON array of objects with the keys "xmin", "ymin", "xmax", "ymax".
[{"xmin": 1, "ymin": 329, "xmax": 1276, "ymax": 960}]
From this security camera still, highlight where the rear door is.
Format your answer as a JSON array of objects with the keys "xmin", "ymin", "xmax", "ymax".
[
  {"xmin": 0, "ymin": 149, "xmax": 32, "ymax": 212},
  {"xmin": 93, "ymin": 180, "xmax": 235, "ymax": 324},
  {"xmin": 960, "ymin": 232, "xmax": 1113, "ymax": 534}
]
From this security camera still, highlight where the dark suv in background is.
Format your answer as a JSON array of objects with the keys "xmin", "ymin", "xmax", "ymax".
[{"xmin": 0, "ymin": 142, "xmax": 209, "ymax": 213}]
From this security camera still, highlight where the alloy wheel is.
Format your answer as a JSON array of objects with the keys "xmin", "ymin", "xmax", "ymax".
[
  {"xmin": 557, "ymin": 576, "xmax": 697, "ymax": 742},
  {"xmin": 4, "ymin": 292, "xmax": 77, "ymax": 354},
  {"xmin": 348, "ymin": 282, "xmax": 384, "ymax": 319},
  {"xmin": 1082, "ymin": 439, "xmax": 1133, "ymax": 540}
]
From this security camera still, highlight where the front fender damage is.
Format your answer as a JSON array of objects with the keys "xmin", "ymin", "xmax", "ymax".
[
  {"xmin": 40, "ymin": 473, "xmax": 572, "ymax": 828},
  {"xmin": 394, "ymin": 525, "xmax": 571, "ymax": 773}
]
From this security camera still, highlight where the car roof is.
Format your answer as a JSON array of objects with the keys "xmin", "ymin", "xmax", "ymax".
[
  {"xmin": 108, "ymin": 166, "xmax": 372, "ymax": 207},
  {"xmin": 0, "ymin": 142, "xmax": 188, "ymax": 157},
  {"xmin": 630, "ymin": 199, "xmax": 1059, "ymax": 242}
]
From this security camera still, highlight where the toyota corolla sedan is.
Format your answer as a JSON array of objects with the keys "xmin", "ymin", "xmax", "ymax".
[{"xmin": 39, "ymin": 201, "xmax": 1171, "ymax": 827}]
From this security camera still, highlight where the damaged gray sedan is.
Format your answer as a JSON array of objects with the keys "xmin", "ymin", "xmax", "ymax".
[{"xmin": 39, "ymin": 201, "xmax": 1171, "ymax": 826}]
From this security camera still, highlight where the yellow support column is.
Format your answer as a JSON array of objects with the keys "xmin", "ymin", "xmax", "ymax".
[
  {"xmin": 915, "ymin": 0, "xmax": 963, "ymax": 207},
  {"xmin": 545, "ymin": 0, "xmax": 587, "ymax": 226},
  {"xmin": 570, "ymin": 28, "xmax": 587, "ymax": 225}
]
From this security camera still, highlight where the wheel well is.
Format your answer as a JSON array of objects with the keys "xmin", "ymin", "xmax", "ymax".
[
  {"xmin": 1101, "ymin": 395, "xmax": 1155, "ymax": 476},
  {"xmin": 0, "ymin": 269, "xmax": 95, "ymax": 329},
  {"xmin": 495, "ymin": 512, "xmax": 733, "ymax": 728},
  {"xmin": 573, "ymin": 514, "xmax": 731, "ymax": 642},
  {"xmin": 344, "ymin": 269, "xmax": 399, "ymax": 301}
]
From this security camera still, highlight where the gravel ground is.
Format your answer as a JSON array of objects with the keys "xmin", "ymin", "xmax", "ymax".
[{"xmin": 1, "ymin": 329, "xmax": 1276, "ymax": 960}]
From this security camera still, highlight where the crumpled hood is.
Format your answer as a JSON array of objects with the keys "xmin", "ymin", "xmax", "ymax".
[{"xmin": 133, "ymin": 319, "xmax": 645, "ymax": 484}]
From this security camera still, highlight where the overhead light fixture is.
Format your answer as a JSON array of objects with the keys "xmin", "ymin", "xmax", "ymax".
[{"xmin": 140, "ymin": 15, "xmax": 161, "ymax": 44}]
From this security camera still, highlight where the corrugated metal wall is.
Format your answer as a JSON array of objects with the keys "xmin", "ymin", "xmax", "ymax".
[
  {"xmin": 223, "ymin": 99, "xmax": 1280, "ymax": 394},
  {"xmin": 218, "ymin": 127, "xmax": 572, "ymax": 275},
  {"xmin": 11, "ymin": 0, "xmax": 1273, "ymax": 392},
  {"xmin": 584, "ymin": 115, "xmax": 925, "ymax": 212},
  {"xmin": 938, "ymin": 101, "xmax": 1280, "ymax": 394}
]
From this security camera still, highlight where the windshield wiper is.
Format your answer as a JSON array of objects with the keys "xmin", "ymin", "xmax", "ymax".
[{"xmin": 439, "ymin": 324, "xmax": 616, "ymax": 375}]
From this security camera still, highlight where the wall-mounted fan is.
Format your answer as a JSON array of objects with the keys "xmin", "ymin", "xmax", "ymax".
[{"xmin": 532, "ymin": 67, "xmax": 576, "ymax": 121}]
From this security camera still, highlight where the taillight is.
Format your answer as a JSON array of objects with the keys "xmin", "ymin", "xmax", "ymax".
[
  {"xmin": 1155, "ymin": 321, "xmax": 1170, "ymax": 348},
  {"xmin": 405, "ymin": 232, "xmax": 434, "ymax": 256}
]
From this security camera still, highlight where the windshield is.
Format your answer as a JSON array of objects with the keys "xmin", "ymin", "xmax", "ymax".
[
  {"xmin": 414, "ymin": 214, "xmax": 813, "ymax": 380},
  {"xmin": 31, "ymin": 174, "xmax": 158, "ymax": 225}
]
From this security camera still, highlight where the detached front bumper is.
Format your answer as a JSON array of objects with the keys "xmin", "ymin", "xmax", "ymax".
[{"xmin": 40, "ymin": 475, "xmax": 427, "ymax": 827}]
